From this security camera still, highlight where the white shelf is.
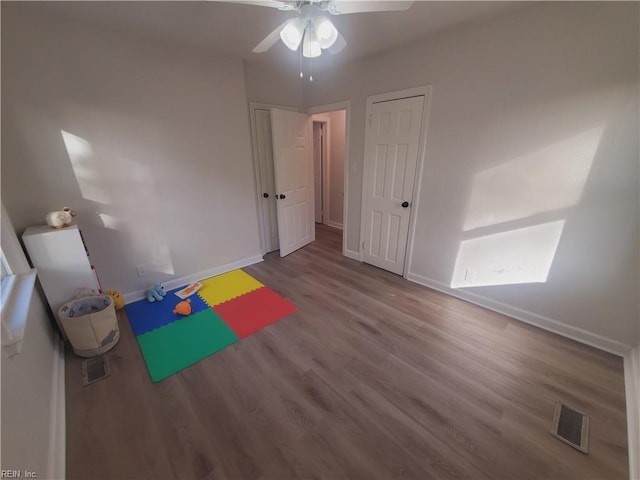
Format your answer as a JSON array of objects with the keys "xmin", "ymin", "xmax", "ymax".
[{"xmin": 22, "ymin": 225, "xmax": 99, "ymax": 336}]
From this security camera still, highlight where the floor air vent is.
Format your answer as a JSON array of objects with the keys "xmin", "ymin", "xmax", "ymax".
[
  {"xmin": 550, "ymin": 401, "xmax": 589, "ymax": 453},
  {"xmin": 82, "ymin": 355, "xmax": 111, "ymax": 386}
]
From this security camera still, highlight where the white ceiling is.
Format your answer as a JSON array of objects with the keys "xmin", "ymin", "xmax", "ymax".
[{"xmin": 15, "ymin": 1, "xmax": 528, "ymax": 70}]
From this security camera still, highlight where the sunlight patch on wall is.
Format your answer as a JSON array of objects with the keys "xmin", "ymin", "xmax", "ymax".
[
  {"xmin": 463, "ymin": 126, "xmax": 603, "ymax": 231},
  {"xmin": 451, "ymin": 220, "xmax": 565, "ymax": 288},
  {"xmin": 62, "ymin": 130, "xmax": 175, "ymax": 277},
  {"xmin": 98, "ymin": 213, "xmax": 123, "ymax": 230},
  {"xmin": 147, "ymin": 243, "xmax": 175, "ymax": 275},
  {"xmin": 61, "ymin": 131, "xmax": 111, "ymax": 205},
  {"xmin": 123, "ymin": 159, "xmax": 175, "ymax": 276}
]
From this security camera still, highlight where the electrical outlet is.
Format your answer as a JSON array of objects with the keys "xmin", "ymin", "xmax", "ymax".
[
  {"xmin": 136, "ymin": 264, "xmax": 148, "ymax": 277},
  {"xmin": 464, "ymin": 268, "xmax": 477, "ymax": 282}
]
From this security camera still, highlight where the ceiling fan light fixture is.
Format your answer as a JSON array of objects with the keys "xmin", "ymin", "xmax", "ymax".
[
  {"xmin": 302, "ymin": 28, "xmax": 321, "ymax": 58},
  {"xmin": 314, "ymin": 16, "xmax": 338, "ymax": 49},
  {"xmin": 279, "ymin": 17, "xmax": 304, "ymax": 51}
]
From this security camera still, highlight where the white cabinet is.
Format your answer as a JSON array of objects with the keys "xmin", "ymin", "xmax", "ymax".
[{"xmin": 22, "ymin": 225, "xmax": 100, "ymax": 324}]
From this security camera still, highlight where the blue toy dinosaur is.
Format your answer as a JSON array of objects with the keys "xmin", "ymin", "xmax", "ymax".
[{"xmin": 146, "ymin": 283, "xmax": 166, "ymax": 302}]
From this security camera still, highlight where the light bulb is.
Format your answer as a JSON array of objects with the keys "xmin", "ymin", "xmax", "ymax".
[
  {"xmin": 280, "ymin": 17, "xmax": 304, "ymax": 51},
  {"xmin": 302, "ymin": 28, "xmax": 321, "ymax": 58},
  {"xmin": 313, "ymin": 16, "xmax": 338, "ymax": 49}
]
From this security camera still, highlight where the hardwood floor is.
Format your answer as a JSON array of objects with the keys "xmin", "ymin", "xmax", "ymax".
[{"xmin": 65, "ymin": 225, "xmax": 629, "ymax": 479}]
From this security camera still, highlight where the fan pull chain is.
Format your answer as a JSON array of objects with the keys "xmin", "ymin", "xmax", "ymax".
[
  {"xmin": 309, "ymin": 57, "xmax": 314, "ymax": 82},
  {"xmin": 299, "ymin": 46, "xmax": 304, "ymax": 78}
]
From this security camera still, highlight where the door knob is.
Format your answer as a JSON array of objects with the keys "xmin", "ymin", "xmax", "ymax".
[
  {"xmin": 279, "ymin": 194, "xmax": 286, "ymax": 199},
  {"xmin": 263, "ymin": 192, "xmax": 269, "ymax": 198},
  {"xmin": 401, "ymin": 201, "xmax": 409, "ymax": 208}
]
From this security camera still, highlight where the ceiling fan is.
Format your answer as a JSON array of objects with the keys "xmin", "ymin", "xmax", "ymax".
[{"xmin": 246, "ymin": 1, "xmax": 414, "ymax": 58}]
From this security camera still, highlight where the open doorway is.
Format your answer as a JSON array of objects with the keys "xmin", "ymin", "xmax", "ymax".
[
  {"xmin": 311, "ymin": 110, "xmax": 346, "ymax": 231},
  {"xmin": 249, "ymin": 101, "xmax": 349, "ymax": 258}
]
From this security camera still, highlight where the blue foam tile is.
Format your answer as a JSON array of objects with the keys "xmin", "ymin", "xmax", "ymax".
[{"xmin": 125, "ymin": 286, "xmax": 210, "ymax": 336}]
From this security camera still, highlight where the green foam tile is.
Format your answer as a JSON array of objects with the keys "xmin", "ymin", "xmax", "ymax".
[{"xmin": 136, "ymin": 308, "xmax": 238, "ymax": 382}]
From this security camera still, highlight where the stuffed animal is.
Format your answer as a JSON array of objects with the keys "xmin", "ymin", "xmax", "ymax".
[
  {"xmin": 106, "ymin": 290, "xmax": 125, "ymax": 310},
  {"xmin": 146, "ymin": 283, "xmax": 166, "ymax": 302},
  {"xmin": 46, "ymin": 207, "xmax": 77, "ymax": 228},
  {"xmin": 173, "ymin": 299, "xmax": 192, "ymax": 316}
]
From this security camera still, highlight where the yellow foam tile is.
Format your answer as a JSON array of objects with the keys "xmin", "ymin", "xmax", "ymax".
[{"xmin": 198, "ymin": 269, "xmax": 264, "ymax": 307}]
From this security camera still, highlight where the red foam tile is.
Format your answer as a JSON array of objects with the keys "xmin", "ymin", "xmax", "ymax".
[{"xmin": 213, "ymin": 286, "xmax": 297, "ymax": 339}]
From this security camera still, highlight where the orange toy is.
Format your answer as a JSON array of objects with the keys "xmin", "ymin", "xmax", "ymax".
[{"xmin": 173, "ymin": 299, "xmax": 192, "ymax": 316}]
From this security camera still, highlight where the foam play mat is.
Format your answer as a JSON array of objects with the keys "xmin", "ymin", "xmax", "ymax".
[{"xmin": 125, "ymin": 270, "xmax": 296, "ymax": 382}]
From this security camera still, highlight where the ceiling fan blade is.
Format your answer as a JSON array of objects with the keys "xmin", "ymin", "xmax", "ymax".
[
  {"xmin": 224, "ymin": 0, "xmax": 299, "ymax": 11},
  {"xmin": 252, "ymin": 20, "xmax": 289, "ymax": 53},
  {"xmin": 224, "ymin": 1, "xmax": 289, "ymax": 9},
  {"xmin": 328, "ymin": 1, "xmax": 414, "ymax": 15},
  {"xmin": 327, "ymin": 30, "xmax": 347, "ymax": 55}
]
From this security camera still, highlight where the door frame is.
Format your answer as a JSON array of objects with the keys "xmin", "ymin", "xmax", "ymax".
[
  {"xmin": 311, "ymin": 115, "xmax": 331, "ymax": 227},
  {"xmin": 359, "ymin": 85, "xmax": 433, "ymax": 276},
  {"xmin": 306, "ymin": 101, "xmax": 351, "ymax": 258},
  {"xmin": 248, "ymin": 102, "xmax": 297, "ymax": 255}
]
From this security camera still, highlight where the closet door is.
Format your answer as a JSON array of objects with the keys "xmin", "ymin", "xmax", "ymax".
[
  {"xmin": 362, "ymin": 95, "xmax": 425, "ymax": 275},
  {"xmin": 254, "ymin": 108, "xmax": 279, "ymax": 253}
]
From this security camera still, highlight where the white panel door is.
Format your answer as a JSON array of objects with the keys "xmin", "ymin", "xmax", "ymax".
[
  {"xmin": 254, "ymin": 109, "xmax": 279, "ymax": 253},
  {"xmin": 271, "ymin": 108, "xmax": 315, "ymax": 257},
  {"xmin": 362, "ymin": 96, "xmax": 425, "ymax": 275}
]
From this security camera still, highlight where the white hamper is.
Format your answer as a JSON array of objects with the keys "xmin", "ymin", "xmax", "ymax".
[{"xmin": 58, "ymin": 294, "xmax": 120, "ymax": 357}]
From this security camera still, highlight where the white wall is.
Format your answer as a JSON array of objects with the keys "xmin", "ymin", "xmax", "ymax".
[
  {"xmin": 243, "ymin": 61, "xmax": 303, "ymax": 109},
  {"xmin": 1, "ymin": 5, "xmax": 262, "ymax": 296},
  {"xmin": 1, "ymin": 206, "xmax": 65, "ymax": 479},
  {"xmin": 628, "ymin": 338, "xmax": 640, "ymax": 479},
  {"xmin": 305, "ymin": 2, "xmax": 639, "ymax": 348},
  {"xmin": 1, "ymin": 296, "xmax": 64, "ymax": 478}
]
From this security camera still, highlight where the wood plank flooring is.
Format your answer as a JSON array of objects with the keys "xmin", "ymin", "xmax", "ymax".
[{"xmin": 65, "ymin": 225, "xmax": 629, "ymax": 479}]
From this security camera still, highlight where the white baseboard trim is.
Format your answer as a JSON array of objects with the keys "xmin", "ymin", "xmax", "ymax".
[
  {"xmin": 405, "ymin": 271, "xmax": 632, "ymax": 357},
  {"xmin": 406, "ymin": 270, "xmax": 638, "ymax": 479},
  {"xmin": 47, "ymin": 337, "xmax": 65, "ymax": 480},
  {"xmin": 624, "ymin": 348, "xmax": 640, "ymax": 480},
  {"xmin": 343, "ymin": 248, "xmax": 361, "ymax": 261},
  {"xmin": 124, "ymin": 255, "xmax": 264, "ymax": 304},
  {"xmin": 326, "ymin": 221, "xmax": 343, "ymax": 230}
]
